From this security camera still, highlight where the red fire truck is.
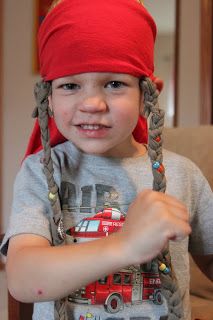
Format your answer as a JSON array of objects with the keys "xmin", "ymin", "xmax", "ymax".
[
  {"xmin": 68, "ymin": 268, "xmax": 162, "ymax": 313},
  {"xmin": 67, "ymin": 208, "xmax": 163, "ymax": 313}
]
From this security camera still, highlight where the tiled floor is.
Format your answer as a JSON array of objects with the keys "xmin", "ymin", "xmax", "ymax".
[{"xmin": 0, "ymin": 270, "xmax": 8, "ymax": 320}]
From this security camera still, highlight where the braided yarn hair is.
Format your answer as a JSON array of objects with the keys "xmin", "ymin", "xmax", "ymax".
[
  {"xmin": 33, "ymin": 77, "xmax": 183, "ymax": 319},
  {"xmin": 140, "ymin": 78, "xmax": 183, "ymax": 319}
]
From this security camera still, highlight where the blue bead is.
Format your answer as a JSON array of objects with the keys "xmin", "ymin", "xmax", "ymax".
[
  {"xmin": 152, "ymin": 161, "xmax": 160, "ymax": 169},
  {"xmin": 163, "ymin": 267, "xmax": 170, "ymax": 274}
]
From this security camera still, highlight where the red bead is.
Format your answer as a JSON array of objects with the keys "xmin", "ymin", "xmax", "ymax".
[
  {"xmin": 157, "ymin": 164, "xmax": 164, "ymax": 173},
  {"xmin": 155, "ymin": 136, "xmax": 161, "ymax": 142}
]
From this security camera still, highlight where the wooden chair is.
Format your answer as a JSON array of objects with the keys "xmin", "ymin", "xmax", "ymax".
[
  {"xmin": 0, "ymin": 234, "xmax": 33, "ymax": 320},
  {"xmin": 8, "ymin": 293, "xmax": 33, "ymax": 320},
  {"xmin": 163, "ymin": 125, "xmax": 213, "ymax": 319}
]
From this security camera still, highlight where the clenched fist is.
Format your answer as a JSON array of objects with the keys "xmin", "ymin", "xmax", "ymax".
[{"xmin": 117, "ymin": 189, "xmax": 191, "ymax": 265}]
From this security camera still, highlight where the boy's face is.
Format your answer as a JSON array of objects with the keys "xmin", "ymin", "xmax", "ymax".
[{"xmin": 49, "ymin": 72, "xmax": 144, "ymax": 157}]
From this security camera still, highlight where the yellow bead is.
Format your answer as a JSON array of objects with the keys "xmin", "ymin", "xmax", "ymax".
[
  {"xmin": 159, "ymin": 263, "xmax": 167, "ymax": 271},
  {"xmin": 48, "ymin": 192, "xmax": 56, "ymax": 200}
]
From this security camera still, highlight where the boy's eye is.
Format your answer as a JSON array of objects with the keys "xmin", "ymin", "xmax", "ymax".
[
  {"xmin": 59, "ymin": 83, "xmax": 80, "ymax": 90},
  {"xmin": 105, "ymin": 81, "xmax": 126, "ymax": 89}
]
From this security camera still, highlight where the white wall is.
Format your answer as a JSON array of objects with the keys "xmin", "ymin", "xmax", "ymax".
[{"xmin": 1, "ymin": 0, "xmax": 201, "ymax": 232}]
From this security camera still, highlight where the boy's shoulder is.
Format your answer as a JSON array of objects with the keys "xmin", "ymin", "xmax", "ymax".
[
  {"xmin": 163, "ymin": 148, "xmax": 211, "ymax": 194},
  {"xmin": 23, "ymin": 141, "xmax": 73, "ymax": 165},
  {"xmin": 163, "ymin": 148, "xmax": 200, "ymax": 169},
  {"xmin": 163, "ymin": 148, "xmax": 206, "ymax": 183}
]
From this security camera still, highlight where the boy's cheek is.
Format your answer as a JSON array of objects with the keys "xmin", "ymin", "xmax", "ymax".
[{"xmin": 116, "ymin": 112, "xmax": 139, "ymax": 131}]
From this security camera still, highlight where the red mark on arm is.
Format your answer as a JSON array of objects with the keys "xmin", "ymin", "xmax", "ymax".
[{"xmin": 37, "ymin": 289, "xmax": 43, "ymax": 296}]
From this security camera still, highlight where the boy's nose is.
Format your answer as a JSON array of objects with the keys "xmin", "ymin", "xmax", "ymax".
[{"xmin": 79, "ymin": 95, "xmax": 107, "ymax": 113}]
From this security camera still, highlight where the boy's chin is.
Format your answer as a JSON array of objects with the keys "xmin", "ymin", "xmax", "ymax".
[{"xmin": 71, "ymin": 141, "xmax": 118, "ymax": 157}]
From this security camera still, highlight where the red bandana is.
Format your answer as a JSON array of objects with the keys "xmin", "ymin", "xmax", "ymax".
[{"xmin": 25, "ymin": 0, "xmax": 161, "ymax": 157}]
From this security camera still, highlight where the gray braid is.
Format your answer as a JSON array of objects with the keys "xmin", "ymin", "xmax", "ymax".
[
  {"xmin": 140, "ymin": 77, "xmax": 183, "ymax": 319},
  {"xmin": 33, "ymin": 81, "xmax": 65, "ymax": 245},
  {"xmin": 33, "ymin": 80, "xmax": 67, "ymax": 319},
  {"xmin": 54, "ymin": 299, "xmax": 69, "ymax": 320}
]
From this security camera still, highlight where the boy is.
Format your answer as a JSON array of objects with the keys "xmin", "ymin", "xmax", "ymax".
[{"xmin": 1, "ymin": 1, "xmax": 212, "ymax": 319}]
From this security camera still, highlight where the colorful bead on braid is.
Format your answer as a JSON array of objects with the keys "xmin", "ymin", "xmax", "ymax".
[
  {"xmin": 155, "ymin": 135, "xmax": 161, "ymax": 142},
  {"xmin": 159, "ymin": 263, "xmax": 171, "ymax": 275},
  {"xmin": 152, "ymin": 161, "xmax": 165, "ymax": 173}
]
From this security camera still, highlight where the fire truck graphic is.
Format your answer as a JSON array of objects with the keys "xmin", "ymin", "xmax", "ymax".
[{"xmin": 66, "ymin": 208, "xmax": 163, "ymax": 314}]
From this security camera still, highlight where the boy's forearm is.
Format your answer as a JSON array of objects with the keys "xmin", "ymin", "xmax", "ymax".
[{"xmin": 7, "ymin": 233, "xmax": 129, "ymax": 303}]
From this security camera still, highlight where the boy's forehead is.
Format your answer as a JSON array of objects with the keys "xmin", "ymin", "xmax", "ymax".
[{"xmin": 39, "ymin": 0, "xmax": 156, "ymax": 82}]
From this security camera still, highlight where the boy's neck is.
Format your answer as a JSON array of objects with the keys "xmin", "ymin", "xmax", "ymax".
[
  {"xmin": 90, "ymin": 138, "xmax": 147, "ymax": 159},
  {"xmin": 111, "ymin": 139, "xmax": 147, "ymax": 159}
]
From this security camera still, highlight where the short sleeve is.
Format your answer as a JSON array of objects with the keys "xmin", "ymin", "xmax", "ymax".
[
  {"xmin": 0, "ymin": 154, "xmax": 53, "ymax": 256},
  {"xmin": 188, "ymin": 164, "xmax": 213, "ymax": 255}
]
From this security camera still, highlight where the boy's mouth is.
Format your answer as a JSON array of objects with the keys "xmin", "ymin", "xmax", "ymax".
[
  {"xmin": 78, "ymin": 124, "xmax": 110, "ymax": 130},
  {"xmin": 76, "ymin": 123, "xmax": 111, "ymax": 138}
]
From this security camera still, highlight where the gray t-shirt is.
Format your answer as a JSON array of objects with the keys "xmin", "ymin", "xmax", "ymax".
[{"xmin": 1, "ymin": 141, "xmax": 213, "ymax": 320}]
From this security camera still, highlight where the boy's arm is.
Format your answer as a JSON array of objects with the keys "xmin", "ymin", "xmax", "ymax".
[
  {"xmin": 6, "ymin": 233, "xmax": 129, "ymax": 303},
  {"xmin": 192, "ymin": 254, "xmax": 213, "ymax": 281},
  {"xmin": 6, "ymin": 190, "xmax": 191, "ymax": 303}
]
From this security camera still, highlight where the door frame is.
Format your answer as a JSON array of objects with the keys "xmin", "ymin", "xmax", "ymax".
[
  {"xmin": 175, "ymin": 0, "xmax": 213, "ymax": 126},
  {"xmin": 174, "ymin": 0, "xmax": 180, "ymax": 126},
  {"xmin": 200, "ymin": 0, "xmax": 213, "ymax": 124},
  {"xmin": 0, "ymin": 0, "xmax": 3, "ymax": 254}
]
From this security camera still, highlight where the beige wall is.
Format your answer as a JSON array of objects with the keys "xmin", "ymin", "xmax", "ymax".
[
  {"xmin": 1, "ymin": 0, "xmax": 201, "ymax": 232},
  {"xmin": 2, "ymin": 0, "xmax": 39, "ymax": 231},
  {"xmin": 177, "ymin": 0, "xmax": 200, "ymax": 126},
  {"xmin": 155, "ymin": 34, "xmax": 175, "ymax": 127}
]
